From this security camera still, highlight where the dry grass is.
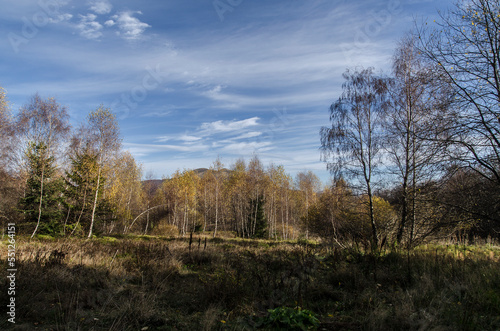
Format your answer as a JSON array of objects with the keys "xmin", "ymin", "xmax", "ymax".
[{"xmin": 0, "ymin": 235, "xmax": 499, "ymax": 330}]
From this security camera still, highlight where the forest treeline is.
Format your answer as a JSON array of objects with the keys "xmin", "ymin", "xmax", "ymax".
[
  {"xmin": 0, "ymin": 0, "xmax": 499, "ymax": 248},
  {"xmin": 0, "ymin": 87, "xmax": 331, "ymax": 241}
]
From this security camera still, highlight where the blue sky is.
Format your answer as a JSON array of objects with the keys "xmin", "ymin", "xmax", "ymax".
[{"xmin": 1, "ymin": 0, "xmax": 453, "ymax": 183}]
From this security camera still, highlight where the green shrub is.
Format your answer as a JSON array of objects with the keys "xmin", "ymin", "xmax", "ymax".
[
  {"xmin": 255, "ymin": 306, "xmax": 320, "ymax": 330},
  {"xmin": 35, "ymin": 234, "xmax": 55, "ymax": 241}
]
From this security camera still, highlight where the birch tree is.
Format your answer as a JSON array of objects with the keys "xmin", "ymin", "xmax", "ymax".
[
  {"xmin": 82, "ymin": 106, "xmax": 121, "ymax": 238},
  {"xmin": 0, "ymin": 86, "xmax": 18, "ymax": 225},
  {"xmin": 417, "ymin": 0, "xmax": 500, "ymax": 186},
  {"xmin": 321, "ymin": 68, "xmax": 390, "ymax": 249},
  {"xmin": 296, "ymin": 170, "xmax": 320, "ymax": 239},
  {"xmin": 387, "ymin": 36, "xmax": 452, "ymax": 246}
]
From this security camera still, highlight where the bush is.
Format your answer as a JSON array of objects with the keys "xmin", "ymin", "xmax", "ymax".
[
  {"xmin": 254, "ymin": 306, "xmax": 320, "ymax": 330},
  {"xmin": 150, "ymin": 223, "xmax": 179, "ymax": 237}
]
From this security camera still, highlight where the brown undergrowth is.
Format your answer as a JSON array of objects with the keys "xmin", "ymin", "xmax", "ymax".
[{"xmin": 1, "ymin": 235, "xmax": 499, "ymax": 330}]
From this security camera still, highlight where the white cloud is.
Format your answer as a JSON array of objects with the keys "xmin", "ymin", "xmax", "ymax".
[
  {"xmin": 112, "ymin": 11, "xmax": 151, "ymax": 40},
  {"xmin": 125, "ymin": 142, "xmax": 208, "ymax": 154},
  {"xmin": 200, "ymin": 117, "xmax": 260, "ymax": 134},
  {"xmin": 155, "ymin": 134, "xmax": 202, "ymax": 143},
  {"xmin": 179, "ymin": 134, "xmax": 202, "ymax": 142},
  {"xmin": 89, "ymin": 0, "xmax": 112, "ymax": 15},
  {"xmin": 232, "ymin": 131, "xmax": 262, "ymax": 140},
  {"xmin": 104, "ymin": 19, "xmax": 115, "ymax": 27},
  {"xmin": 48, "ymin": 13, "xmax": 73, "ymax": 23},
  {"xmin": 204, "ymin": 85, "xmax": 223, "ymax": 97},
  {"xmin": 222, "ymin": 141, "xmax": 273, "ymax": 154},
  {"xmin": 140, "ymin": 110, "xmax": 171, "ymax": 118},
  {"xmin": 155, "ymin": 136, "xmax": 170, "ymax": 143},
  {"xmin": 76, "ymin": 14, "xmax": 103, "ymax": 39}
]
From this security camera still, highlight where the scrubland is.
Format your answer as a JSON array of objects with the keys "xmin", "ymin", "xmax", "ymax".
[{"xmin": 1, "ymin": 234, "xmax": 499, "ymax": 330}]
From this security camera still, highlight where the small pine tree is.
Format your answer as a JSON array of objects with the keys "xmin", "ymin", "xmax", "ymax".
[
  {"xmin": 20, "ymin": 142, "xmax": 64, "ymax": 235},
  {"xmin": 250, "ymin": 195, "xmax": 267, "ymax": 238}
]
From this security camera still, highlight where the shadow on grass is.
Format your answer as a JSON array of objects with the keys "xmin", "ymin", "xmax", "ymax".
[{"xmin": 0, "ymin": 237, "xmax": 499, "ymax": 330}]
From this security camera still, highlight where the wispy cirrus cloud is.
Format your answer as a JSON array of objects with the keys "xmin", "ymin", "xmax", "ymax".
[
  {"xmin": 2, "ymin": 0, "xmax": 454, "ymax": 183},
  {"xmin": 140, "ymin": 110, "xmax": 172, "ymax": 118},
  {"xmin": 125, "ymin": 142, "xmax": 208, "ymax": 154},
  {"xmin": 149, "ymin": 117, "xmax": 270, "ymax": 158},
  {"xmin": 231, "ymin": 131, "xmax": 262, "ymax": 140},
  {"xmin": 200, "ymin": 117, "xmax": 260, "ymax": 134},
  {"xmin": 222, "ymin": 141, "xmax": 273, "ymax": 154},
  {"xmin": 156, "ymin": 134, "xmax": 202, "ymax": 143}
]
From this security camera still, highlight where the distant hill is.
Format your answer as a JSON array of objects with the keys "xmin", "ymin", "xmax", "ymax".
[
  {"xmin": 142, "ymin": 168, "xmax": 232, "ymax": 194},
  {"xmin": 192, "ymin": 168, "xmax": 232, "ymax": 177}
]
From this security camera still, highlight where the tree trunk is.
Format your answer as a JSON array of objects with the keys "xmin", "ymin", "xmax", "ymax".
[
  {"xmin": 367, "ymin": 183, "xmax": 378, "ymax": 250},
  {"xmin": 88, "ymin": 167, "xmax": 101, "ymax": 239},
  {"xmin": 30, "ymin": 168, "xmax": 44, "ymax": 239}
]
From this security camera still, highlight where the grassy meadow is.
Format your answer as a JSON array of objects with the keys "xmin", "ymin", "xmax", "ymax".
[{"xmin": 1, "ymin": 234, "xmax": 500, "ymax": 330}]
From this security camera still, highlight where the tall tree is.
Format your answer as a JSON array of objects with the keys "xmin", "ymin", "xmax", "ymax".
[
  {"xmin": 141, "ymin": 170, "xmax": 158, "ymax": 235},
  {"xmin": 0, "ymin": 86, "xmax": 13, "ymax": 170},
  {"xmin": 210, "ymin": 157, "xmax": 225, "ymax": 237},
  {"xmin": 247, "ymin": 155, "xmax": 267, "ymax": 237},
  {"xmin": 226, "ymin": 159, "xmax": 250, "ymax": 237},
  {"xmin": 79, "ymin": 106, "xmax": 121, "ymax": 238},
  {"xmin": 177, "ymin": 169, "xmax": 200, "ymax": 235},
  {"xmin": 16, "ymin": 94, "xmax": 70, "ymax": 238},
  {"xmin": 0, "ymin": 86, "xmax": 18, "ymax": 225},
  {"xmin": 296, "ymin": 170, "xmax": 321, "ymax": 239},
  {"xmin": 321, "ymin": 68, "xmax": 390, "ymax": 249},
  {"xmin": 387, "ymin": 36, "xmax": 452, "ymax": 246},
  {"xmin": 250, "ymin": 194, "xmax": 267, "ymax": 239},
  {"xmin": 64, "ymin": 143, "xmax": 100, "ymax": 236},
  {"xmin": 107, "ymin": 151, "xmax": 142, "ymax": 234},
  {"xmin": 417, "ymin": 0, "xmax": 500, "ymax": 186}
]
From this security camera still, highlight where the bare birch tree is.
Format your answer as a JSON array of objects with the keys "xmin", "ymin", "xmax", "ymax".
[
  {"xmin": 321, "ymin": 68, "xmax": 390, "ymax": 249},
  {"xmin": 417, "ymin": 0, "xmax": 500, "ymax": 185},
  {"xmin": 387, "ymin": 36, "xmax": 453, "ymax": 246}
]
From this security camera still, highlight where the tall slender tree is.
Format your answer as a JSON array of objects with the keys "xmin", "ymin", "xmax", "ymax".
[
  {"xmin": 387, "ymin": 36, "xmax": 452, "ymax": 246},
  {"xmin": 227, "ymin": 159, "xmax": 250, "ymax": 237},
  {"xmin": 0, "ymin": 86, "xmax": 18, "ymax": 225},
  {"xmin": 321, "ymin": 68, "xmax": 390, "ymax": 249},
  {"xmin": 210, "ymin": 157, "xmax": 225, "ymax": 237},
  {"xmin": 76, "ymin": 106, "xmax": 121, "ymax": 238},
  {"xmin": 108, "ymin": 151, "xmax": 142, "ymax": 234},
  {"xmin": 296, "ymin": 170, "xmax": 321, "ymax": 239}
]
